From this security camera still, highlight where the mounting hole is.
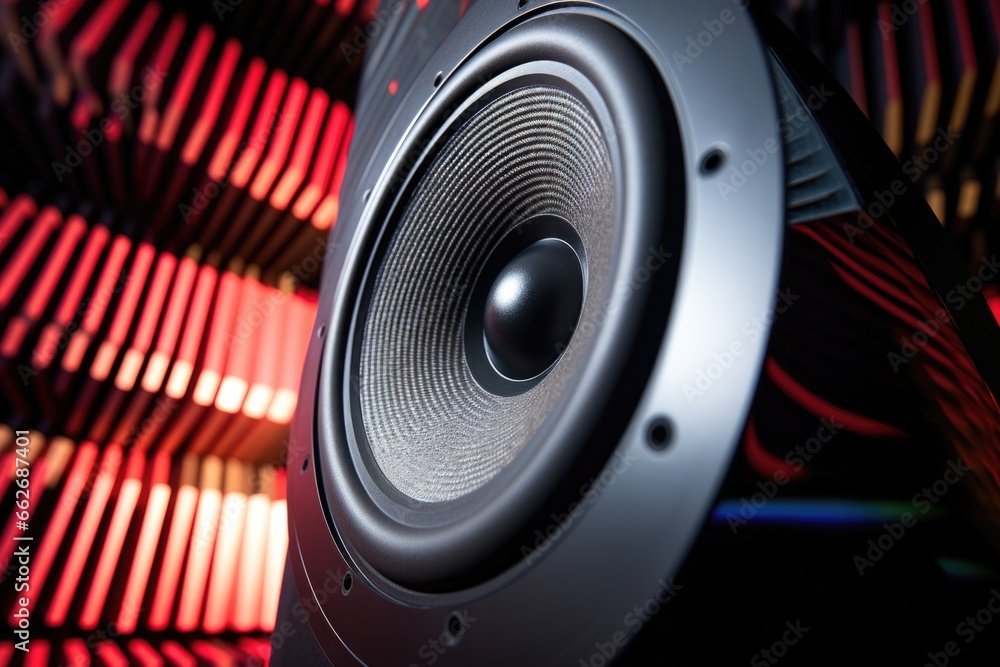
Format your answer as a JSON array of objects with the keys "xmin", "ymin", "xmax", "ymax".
[
  {"xmin": 699, "ymin": 147, "xmax": 726, "ymax": 176},
  {"xmin": 445, "ymin": 611, "xmax": 466, "ymax": 644},
  {"xmin": 300, "ymin": 457, "xmax": 310, "ymax": 473},
  {"xmin": 317, "ymin": 325, "xmax": 326, "ymax": 339},
  {"xmin": 363, "ymin": 189, "xmax": 372, "ymax": 203},
  {"xmin": 517, "ymin": 0, "xmax": 528, "ymax": 9},
  {"xmin": 342, "ymin": 571, "xmax": 353, "ymax": 596},
  {"xmin": 433, "ymin": 71, "xmax": 443, "ymax": 87},
  {"xmin": 647, "ymin": 417, "xmax": 673, "ymax": 451}
]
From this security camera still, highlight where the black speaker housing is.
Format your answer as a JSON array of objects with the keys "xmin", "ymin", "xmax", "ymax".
[{"xmin": 274, "ymin": 1, "xmax": 1000, "ymax": 664}]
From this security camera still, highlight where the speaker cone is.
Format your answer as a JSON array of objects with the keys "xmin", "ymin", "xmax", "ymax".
[{"xmin": 322, "ymin": 12, "xmax": 681, "ymax": 590}]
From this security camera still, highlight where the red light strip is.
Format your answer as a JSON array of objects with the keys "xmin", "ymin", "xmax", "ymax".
[
  {"xmin": 207, "ymin": 59, "xmax": 268, "ymax": 183},
  {"xmin": 118, "ymin": 251, "xmax": 178, "ymax": 391},
  {"xmin": 23, "ymin": 639, "xmax": 49, "ymax": 667},
  {"xmin": 250, "ymin": 78, "xmax": 310, "ymax": 201},
  {"xmin": 234, "ymin": 84, "xmax": 330, "ymax": 257},
  {"xmin": 164, "ymin": 261, "xmax": 219, "ymax": 402},
  {"xmin": 190, "ymin": 640, "xmax": 239, "ymax": 667},
  {"xmin": 127, "ymin": 639, "xmax": 166, "ymax": 667},
  {"xmin": 109, "ymin": 2, "xmax": 161, "ymax": 98},
  {"xmin": 261, "ymin": 471, "xmax": 288, "ymax": 632},
  {"xmin": 64, "ymin": 240, "xmax": 157, "ymax": 436},
  {"xmin": 94, "ymin": 641, "xmax": 129, "ymax": 667},
  {"xmin": 0, "ymin": 437, "xmax": 72, "ymax": 580},
  {"xmin": 32, "ymin": 222, "xmax": 110, "ymax": 372},
  {"xmin": 69, "ymin": 0, "xmax": 130, "ymax": 112},
  {"xmin": 0, "ymin": 453, "xmax": 52, "ymax": 574},
  {"xmin": 36, "ymin": 0, "xmax": 87, "ymax": 104},
  {"xmin": 11, "ymin": 441, "xmax": 97, "ymax": 622},
  {"xmin": 182, "ymin": 40, "xmax": 243, "ymax": 168},
  {"xmin": 111, "ymin": 252, "xmax": 200, "ymax": 447},
  {"xmin": 239, "ymin": 637, "xmax": 272, "ymax": 665},
  {"xmin": 257, "ymin": 95, "xmax": 344, "ymax": 268},
  {"xmin": 154, "ymin": 40, "xmax": 242, "ymax": 233},
  {"xmin": 225, "ymin": 69, "xmax": 290, "ymax": 188},
  {"xmin": 116, "ymin": 452, "xmax": 172, "ymax": 634},
  {"xmin": 292, "ymin": 102, "xmax": 351, "ymax": 220},
  {"xmin": 174, "ymin": 456, "xmax": 223, "ymax": 632},
  {"xmin": 135, "ymin": 12, "xmax": 186, "ymax": 178},
  {"xmin": 271, "ymin": 88, "xmax": 330, "ymax": 211},
  {"xmin": 61, "ymin": 637, "xmax": 91, "ymax": 666},
  {"xmin": 242, "ymin": 283, "xmax": 283, "ymax": 423},
  {"xmin": 0, "ymin": 214, "xmax": 86, "ymax": 414},
  {"xmin": 159, "ymin": 640, "xmax": 198, "ymax": 667},
  {"xmin": 92, "ymin": 241, "xmax": 158, "ymax": 383},
  {"xmin": 187, "ymin": 57, "xmax": 267, "ymax": 235},
  {"xmin": 213, "ymin": 273, "xmax": 259, "ymax": 416},
  {"xmin": 155, "ymin": 263, "xmax": 231, "ymax": 456},
  {"xmin": 45, "ymin": 444, "xmax": 124, "ymax": 626},
  {"xmin": 766, "ymin": 358, "xmax": 907, "ymax": 439},
  {"xmin": 147, "ymin": 455, "xmax": 200, "ymax": 631},
  {"xmin": 143, "ymin": 24, "xmax": 217, "ymax": 207},
  {"xmin": 79, "ymin": 448, "xmax": 146, "ymax": 629},
  {"xmin": 271, "ymin": 115, "xmax": 353, "ymax": 271},
  {"xmin": 269, "ymin": 290, "xmax": 317, "ymax": 426},
  {"xmin": 231, "ymin": 486, "xmax": 270, "ymax": 632},
  {"xmin": 0, "ymin": 205, "xmax": 62, "ymax": 312},
  {"xmin": 200, "ymin": 67, "xmax": 289, "ymax": 248},
  {"xmin": 202, "ymin": 460, "xmax": 249, "ymax": 633},
  {"xmin": 0, "ymin": 194, "xmax": 37, "ymax": 255},
  {"xmin": 56, "ymin": 233, "xmax": 131, "ymax": 388}
]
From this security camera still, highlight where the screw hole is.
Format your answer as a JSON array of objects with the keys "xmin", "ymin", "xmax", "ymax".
[
  {"xmin": 317, "ymin": 325, "xmax": 326, "ymax": 339},
  {"xmin": 433, "ymin": 71, "xmax": 443, "ymax": 87},
  {"xmin": 700, "ymin": 148, "xmax": 726, "ymax": 175},
  {"xmin": 342, "ymin": 571, "xmax": 353, "ymax": 595},
  {"xmin": 517, "ymin": 0, "xmax": 528, "ymax": 9},
  {"xmin": 647, "ymin": 417, "xmax": 673, "ymax": 451},
  {"xmin": 446, "ymin": 611, "xmax": 466, "ymax": 643},
  {"xmin": 363, "ymin": 189, "xmax": 371, "ymax": 203},
  {"xmin": 300, "ymin": 457, "xmax": 309, "ymax": 473}
]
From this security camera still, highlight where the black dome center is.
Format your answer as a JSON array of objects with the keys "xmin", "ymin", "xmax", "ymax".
[{"xmin": 483, "ymin": 239, "xmax": 584, "ymax": 381}]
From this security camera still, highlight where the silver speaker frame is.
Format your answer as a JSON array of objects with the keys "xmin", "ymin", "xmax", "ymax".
[{"xmin": 286, "ymin": 1, "xmax": 785, "ymax": 663}]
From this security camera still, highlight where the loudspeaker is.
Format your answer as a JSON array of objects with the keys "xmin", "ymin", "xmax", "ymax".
[{"xmin": 275, "ymin": 1, "xmax": 1000, "ymax": 664}]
